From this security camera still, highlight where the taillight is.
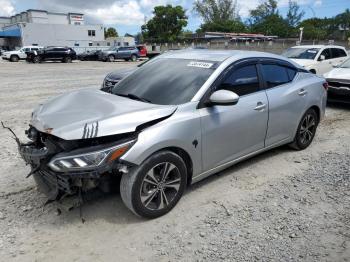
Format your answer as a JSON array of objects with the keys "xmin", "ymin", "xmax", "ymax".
[{"xmin": 323, "ymin": 82, "xmax": 329, "ymax": 91}]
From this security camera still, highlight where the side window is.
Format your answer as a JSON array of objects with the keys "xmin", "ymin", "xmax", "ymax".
[
  {"xmin": 218, "ymin": 64, "xmax": 260, "ymax": 96},
  {"xmin": 332, "ymin": 48, "xmax": 347, "ymax": 58},
  {"xmin": 286, "ymin": 68, "xmax": 297, "ymax": 81},
  {"xmin": 261, "ymin": 64, "xmax": 290, "ymax": 88},
  {"xmin": 319, "ymin": 48, "xmax": 331, "ymax": 60}
]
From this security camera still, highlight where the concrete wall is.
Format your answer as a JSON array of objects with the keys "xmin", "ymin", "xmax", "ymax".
[
  {"xmin": 47, "ymin": 13, "xmax": 69, "ymax": 24},
  {"xmin": 21, "ymin": 23, "xmax": 104, "ymax": 47},
  {"xmin": 0, "ymin": 17, "xmax": 11, "ymax": 29}
]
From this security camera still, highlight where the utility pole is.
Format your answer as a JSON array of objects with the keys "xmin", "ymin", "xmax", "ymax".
[{"xmin": 299, "ymin": 27, "xmax": 304, "ymax": 44}]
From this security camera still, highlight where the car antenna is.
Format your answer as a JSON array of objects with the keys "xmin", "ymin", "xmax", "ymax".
[{"xmin": 1, "ymin": 121, "xmax": 21, "ymax": 146}]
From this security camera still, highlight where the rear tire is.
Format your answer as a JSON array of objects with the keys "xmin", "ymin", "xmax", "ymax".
[
  {"xmin": 120, "ymin": 151, "xmax": 187, "ymax": 218},
  {"xmin": 130, "ymin": 54, "xmax": 137, "ymax": 62},
  {"xmin": 289, "ymin": 108, "xmax": 318, "ymax": 150},
  {"xmin": 10, "ymin": 55, "xmax": 19, "ymax": 62}
]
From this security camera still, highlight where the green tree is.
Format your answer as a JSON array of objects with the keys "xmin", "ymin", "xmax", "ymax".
[
  {"xmin": 299, "ymin": 18, "xmax": 328, "ymax": 40},
  {"xmin": 104, "ymin": 27, "xmax": 118, "ymax": 38},
  {"xmin": 285, "ymin": 0, "xmax": 305, "ymax": 37},
  {"xmin": 286, "ymin": 0, "xmax": 304, "ymax": 27},
  {"xmin": 249, "ymin": 0, "xmax": 289, "ymax": 37},
  {"xmin": 141, "ymin": 5, "xmax": 188, "ymax": 42},
  {"xmin": 334, "ymin": 9, "xmax": 350, "ymax": 40},
  {"xmin": 193, "ymin": 0, "xmax": 245, "ymax": 32}
]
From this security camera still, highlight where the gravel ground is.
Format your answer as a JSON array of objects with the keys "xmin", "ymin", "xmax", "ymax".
[{"xmin": 0, "ymin": 59, "xmax": 349, "ymax": 261}]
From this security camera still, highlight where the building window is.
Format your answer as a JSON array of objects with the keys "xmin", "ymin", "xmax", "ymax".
[
  {"xmin": 88, "ymin": 30, "xmax": 96, "ymax": 37},
  {"xmin": 117, "ymin": 42, "xmax": 121, "ymax": 46},
  {"xmin": 32, "ymin": 43, "xmax": 38, "ymax": 46},
  {"xmin": 124, "ymin": 42, "xmax": 129, "ymax": 46},
  {"xmin": 74, "ymin": 43, "xmax": 80, "ymax": 47},
  {"xmin": 89, "ymin": 42, "xmax": 93, "ymax": 46},
  {"xmin": 96, "ymin": 43, "xmax": 100, "ymax": 46},
  {"xmin": 107, "ymin": 42, "xmax": 110, "ymax": 46}
]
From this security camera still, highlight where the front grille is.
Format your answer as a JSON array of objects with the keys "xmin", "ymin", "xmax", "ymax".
[
  {"xmin": 104, "ymin": 78, "xmax": 119, "ymax": 88},
  {"xmin": 328, "ymin": 81, "xmax": 350, "ymax": 88},
  {"xmin": 33, "ymin": 169, "xmax": 74, "ymax": 199}
]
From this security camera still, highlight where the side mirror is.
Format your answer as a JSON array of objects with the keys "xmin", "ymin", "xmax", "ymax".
[
  {"xmin": 207, "ymin": 90, "xmax": 239, "ymax": 106},
  {"xmin": 319, "ymin": 55, "xmax": 325, "ymax": 61}
]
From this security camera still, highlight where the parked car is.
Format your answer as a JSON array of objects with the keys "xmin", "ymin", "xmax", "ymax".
[
  {"xmin": 26, "ymin": 46, "xmax": 77, "ymax": 63},
  {"xmin": 2, "ymin": 46, "xmax": 43, "ymax": 62},
  {"xmin": 101, "ymin": 67, "xmax": 137, "ymax": 93},
  {"xmin": 99, "ymin": 46, "xmax": 139, "ymax": 62},
  {"xmin": 324, "ymin": 57, "xmax": 350, "ymax": 103},
  {"xmin": 78, "ymin": 50, "xmax": 101, "ymax": 61},
  {"xmin": 282, "ymin": 45, "xmax": 348, "ymax": 75},
  {"xmin": 17, "ymin": 50, "xmax": 327, "ymax": 218}
]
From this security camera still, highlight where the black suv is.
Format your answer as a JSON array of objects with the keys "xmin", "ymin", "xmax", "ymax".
[
  {"xmin": 26, "ymin": 47, "xmax": 77, "ymax": 63},
  {"xmin": 99, "ymin": 46, "xmax": 139, "ymax": 62}
]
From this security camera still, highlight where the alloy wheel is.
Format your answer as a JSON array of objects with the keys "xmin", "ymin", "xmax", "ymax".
[
  {"xmin": 140, "ymin": 162, "xmax": 181, "ymax": 211},
  {"xmin": 299, "ymin": 113, "xmax": 316, "ymax": 145}
]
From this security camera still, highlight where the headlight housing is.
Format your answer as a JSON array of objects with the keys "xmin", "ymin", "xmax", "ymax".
[{"xmin": 48, "ymin": 140, "xmax": 134, "ymax": 172}]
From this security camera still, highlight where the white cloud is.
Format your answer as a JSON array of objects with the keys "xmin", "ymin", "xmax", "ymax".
[
  {"xmin": 314, "ymin": 0, "xmax": 322, "ymax": 7},
  {"xmin": 86, "ymin": 1, "xmax": 145, "ymax": 25},
  {"xmin": 0, "ymin": 0, "xmax": 15, "ymax": 16}
]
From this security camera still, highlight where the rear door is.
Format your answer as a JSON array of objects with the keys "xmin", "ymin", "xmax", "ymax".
[
  {"xmin": 316, "ymin": 48, "xmax": 333, "ymax": 75},
  {"xmin": 200, "ymin": 60, "xmax": 269, "ymax": 171},
  {"xmin": 331, "ymin": 48, "xmax": 348, "ymax": 66},
  {"xmin": 261, "ymin": 61, "xmax": 307, "ymax": 146}
]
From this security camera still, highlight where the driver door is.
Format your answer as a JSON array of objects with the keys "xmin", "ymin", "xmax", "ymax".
[{"xmin": 199, "ymin": 61, "xmax": 269, "ymax": 171}]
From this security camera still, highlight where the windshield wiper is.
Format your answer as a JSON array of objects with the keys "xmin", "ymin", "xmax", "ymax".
[{"xmin": 115, "ymin": 93, "xmax": 151, "ymax": 103}]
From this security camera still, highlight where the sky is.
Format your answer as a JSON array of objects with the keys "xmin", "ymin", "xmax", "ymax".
[{"xmin": 0, "ymin": 0, "xmax": 349, "ymax": 35}]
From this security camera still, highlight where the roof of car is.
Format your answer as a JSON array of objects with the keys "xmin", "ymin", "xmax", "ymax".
[
  {"xmin": 159, "ymin": 49, "xmax": 294, "ymax": 63},
  {"xmin": 290, "ymin": 45, "xmax": 346, "ymax": 49}
]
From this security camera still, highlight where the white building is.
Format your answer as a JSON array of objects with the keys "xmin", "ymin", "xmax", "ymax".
[{"xmin": 0, "ymin": 9, "xmax": 104, "ymax": 49}]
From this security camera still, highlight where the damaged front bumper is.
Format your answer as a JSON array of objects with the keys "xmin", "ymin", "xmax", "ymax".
[{"xmin": 18, "ymin": 138, "xmax": 134, "ymax": 201}]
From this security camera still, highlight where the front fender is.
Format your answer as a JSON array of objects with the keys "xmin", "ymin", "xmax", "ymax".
[{"xmin": 121, "ymin": 105, "xmax": 202, "ymax": 177}]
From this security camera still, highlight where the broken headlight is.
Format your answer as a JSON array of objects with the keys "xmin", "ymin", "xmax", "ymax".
[{"xmin": 48, "ymin": 140, "xmax": 134, "ymax": 172}]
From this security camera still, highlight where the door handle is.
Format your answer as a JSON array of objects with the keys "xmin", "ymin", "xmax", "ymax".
[
  {"xmin": 254, "ymin": 102, "xmax": 266, "ymax": 111},
  {"xmin": 298, "ymin": 89, "xmax": 308, "ymax": 96}
]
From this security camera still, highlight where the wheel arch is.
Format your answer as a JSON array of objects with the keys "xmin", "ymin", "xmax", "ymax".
[
  {"xmin": 309, "ymin": 105, "xmax": 321, "ymax": 123},
  {"xmin": 150, "ymin": 146, "xmax": 193, "ymax": 186}
]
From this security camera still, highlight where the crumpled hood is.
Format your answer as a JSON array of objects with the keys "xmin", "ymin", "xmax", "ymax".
[
  {"xmin": 324, "ymin": 68, "xmax": 350, "ymax": 80},
  {"xmin": 31, "ymin": 89, "xmax": 177, "ymax": 140},
  {"xmin": 290, "ymin": 59, "xmax": 316, "ymax": 68}
]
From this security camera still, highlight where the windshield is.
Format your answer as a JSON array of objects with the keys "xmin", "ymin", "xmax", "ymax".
[
  {"xmin": 282, "ymin": 47, "xmax": 320, "ymax": 60},
  {"xmin": 339, "ymin": 58, "xmax": 350, "ymax": 68},
  {"xmin": 112, "ymin": 58, "xmax": 217, "ymax": 105}
]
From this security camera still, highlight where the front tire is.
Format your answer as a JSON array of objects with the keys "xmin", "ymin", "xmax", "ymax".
[
  {"xmin": 10, "ymin": 55, "xmax": 19, "ymax": 62},
  {"xmin": 120, "ymin": 151, "xmax": 187, "ymax": 218},
  {"xmin": 63, "ymin": 56, "xmax": 72, "ymax": 63},
  {"xmin": 107, "ymin": 55, "xmax": 115, "ymax": 62},
  {"xmin": 33, "ymin": 56, "xmax": 40, "ymax": 63},
  {"xmin": 289, "ymin": 108, "xmax": 318, "ymax": 150}
]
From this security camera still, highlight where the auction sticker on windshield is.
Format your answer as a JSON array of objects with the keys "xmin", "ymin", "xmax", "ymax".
[{"xmin": 187, "ymin": 61, "xmax": 213, "ymax": 68}]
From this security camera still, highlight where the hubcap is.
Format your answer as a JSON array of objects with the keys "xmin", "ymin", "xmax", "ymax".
[
  {"xmin": 300, "ymin": 114, "xmax": 316, "ymax": 144},
  {"xmin": 140, "ymin": 162, "xmax": 181, "ymax": 211}
]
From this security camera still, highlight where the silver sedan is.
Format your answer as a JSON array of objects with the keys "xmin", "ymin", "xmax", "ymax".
[{"xmin": 19, "ymin": 49, "xmax": 327, "ymax": 218}]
